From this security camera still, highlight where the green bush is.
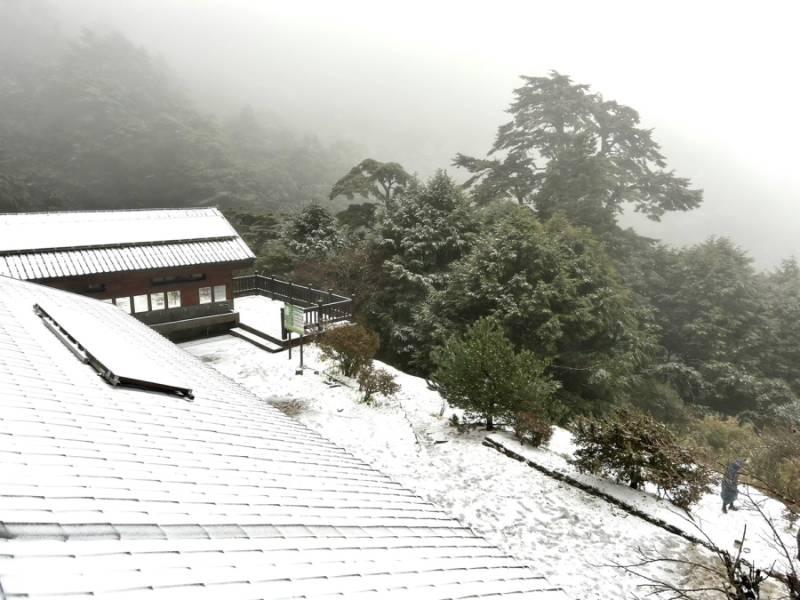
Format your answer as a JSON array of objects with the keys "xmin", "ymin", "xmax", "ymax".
[
  {"xmin": 432, "ymin": 317, "xmax": 560, "ymax": 431},
  {"xmin": 356, "ymin": 364, "xmax": 400, "ymax": 405},
  {"xmin": 572, "ymin": 408, "xmax": 712, "ymax": 509},
  {"xmin": 318, "ymin": 324, "xmax": 380, "ymax": 378}
]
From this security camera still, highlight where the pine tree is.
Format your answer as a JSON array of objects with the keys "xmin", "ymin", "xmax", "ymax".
[{"xmin": 432, "ymin": 318, "xmax": 559, "ymax": 431}]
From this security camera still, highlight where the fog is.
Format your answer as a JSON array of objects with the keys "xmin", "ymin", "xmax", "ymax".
[{"xmin": 25, "ymin": 0, "xmax": 800, "ymax": 265}]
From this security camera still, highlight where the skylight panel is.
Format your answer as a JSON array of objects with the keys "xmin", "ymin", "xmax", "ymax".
[{"xmin": 34, "ymin": 302, "xmax": 194, "ymax": 400}]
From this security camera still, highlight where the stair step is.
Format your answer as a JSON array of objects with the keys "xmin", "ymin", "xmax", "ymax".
[
  {"xmin": 237, "ymin": 322, "xmax": 287, "ymax": 346},
  {"xmin": 229, "ymin": 328, "xmax": 285, "ymax": 353}
]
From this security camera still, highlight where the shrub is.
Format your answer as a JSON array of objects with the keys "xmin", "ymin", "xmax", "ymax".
[
  {"xmin": 682, "ymin": 415, "xmax": 759, "ymax": 468},
  {"xmin": 572, "ymin": 408, "xmax": 712, "ymax": 509},
  {"xmin": 746, "ymin": 425, "xmax": 800, "ymax": 512},
  {"xmin": 513, "ymin": 411, "xmax": 553, "ymax": 447},
  {"xmin": 271, "ymin": 398, "xmax": 306, "ymax": 417},
  {"xmin": 318, "ymin": 324, "xmax": 380, "ymax": 378},
  {"xmin": 432, "ymin": 318, "xmax": 560, "ymax": 431},
  {"xmin": 357, "ymin": 364, "xmax": 399, "ymax": 405}
]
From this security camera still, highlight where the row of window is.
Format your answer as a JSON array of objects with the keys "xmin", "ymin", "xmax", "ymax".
[
  {"xmin": 198, "ymin": 285, "xmax": 227, "ymax": 305},
  {"xmin": 104, "ymin": 285, "xmax": 227, "ymax": 314}
]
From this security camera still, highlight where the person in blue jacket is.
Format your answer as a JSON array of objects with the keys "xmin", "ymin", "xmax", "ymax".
[{"xmin": 721, "ymin": 460, "xmax": 744, "ymax": 513}]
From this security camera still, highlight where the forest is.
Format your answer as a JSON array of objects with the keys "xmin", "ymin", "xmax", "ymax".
[{"xmin": 2, "ymin": 1, "xmax": 799, "ymax": 526}]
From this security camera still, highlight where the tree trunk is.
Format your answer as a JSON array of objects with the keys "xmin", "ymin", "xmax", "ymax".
[{"xmin": 486, "ymin": 414, "xmax": 494, "ymax": 431}]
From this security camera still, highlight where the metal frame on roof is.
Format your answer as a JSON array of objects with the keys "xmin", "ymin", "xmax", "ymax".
[{"xmin": 34, "ymin": 303, "xmax": 195, "ymax": 400}]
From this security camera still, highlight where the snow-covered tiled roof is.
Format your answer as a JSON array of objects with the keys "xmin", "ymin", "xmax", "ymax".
[
  {"xmin": 0, "ymin": 208, "xmax": 254, "ymax": 280},
  {"xmin": 0, "ymin": 276, "xmax": 564, "ymax": 599}
]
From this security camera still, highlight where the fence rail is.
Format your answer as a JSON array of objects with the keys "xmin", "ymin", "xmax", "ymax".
[{"xmin": 232, "ymin": 274, "xmax": 352, "ymax": 337}]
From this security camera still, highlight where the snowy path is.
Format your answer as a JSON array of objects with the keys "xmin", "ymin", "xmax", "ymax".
[
  {"xmin": 487, "ymin": 432, "xmax": 798, "ymax": 573},
  {"xmin": 181, "ymin": 336, "xmax": 793, "ymax": 599}
]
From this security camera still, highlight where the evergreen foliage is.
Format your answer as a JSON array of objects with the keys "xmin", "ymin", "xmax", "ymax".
[
  {"xmin": 366, "ymin": 171, "xmax": 477, "ymax": 368},
  {"xmin": 572, "ymin": 409, "xmax": 713, "ymax": 509},
  {"xmin": 432, "ymin": 318, "xmax": 560, "ymax": 431},
  {"xmin": 642, "ymin": 238, "xmax": 797, "ymax": 416},
  {"xmin": 285, "ymin": 205, "xmax": 341, "ymax": 259},
  {"xmin": 454, "ymin": 71, "xmax": 702, "ymax": 228},
  {"xmin": 329, "ymin": 158, "xmax": 411, "ymax": 203},
  {"xmin": 424, "ymin": 205, "xmax": 654, "ymax": 412}
]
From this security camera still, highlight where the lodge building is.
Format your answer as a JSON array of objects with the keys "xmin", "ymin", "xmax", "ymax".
[{"xmin": 0, "ymin": 207, "xmax": 255, "ymax": 339}]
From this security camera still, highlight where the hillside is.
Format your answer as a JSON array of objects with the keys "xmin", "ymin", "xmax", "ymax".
[{"xmin": 182, "ymin": 334, "xmax": 798, "ymax": 599}]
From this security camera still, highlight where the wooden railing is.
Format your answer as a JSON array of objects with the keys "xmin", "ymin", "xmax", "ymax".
[{"xmin": 232, "ymin": 274, "xmax": 353, "ymax": 336}]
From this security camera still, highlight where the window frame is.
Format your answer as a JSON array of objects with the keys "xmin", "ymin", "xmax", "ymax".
[{"xmin": 198, "ymin": 286, "xmax": 213, "ymax": 305}]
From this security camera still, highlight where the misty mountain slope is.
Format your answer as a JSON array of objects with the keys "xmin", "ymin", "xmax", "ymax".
[{"xmin": 0, "ymin": 3, "xmax": 359, "ymax": 213}]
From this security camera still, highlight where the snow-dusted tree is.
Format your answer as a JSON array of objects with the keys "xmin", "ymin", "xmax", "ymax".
[
  {"xmin": 285, "ymin": 204, "xmax": 341, "ymax": 258},
  {"xmin": 644, "ymin": 238, "xmax": 797, "ymax": 418},
  {"xmin": 366, "ymin": 170, "xmax": 477, "ymax": 368},
  {"xmin": 432, "ymin": 317, "xmax": 559, "ymax": 431},
  {"xmin": 329, "ymin": 158, "xmax": 411, "ymax": 203},
  {"xmin": 423, "ymin": 204, "xmax": 655, "ymax": 412},
  {"xmin": 454, "ymin": 71, "xmax": 702, "ymax": 229},
  {"xmin": 571, "ymin": 408, "xmax": 712, "ymax": 509}
]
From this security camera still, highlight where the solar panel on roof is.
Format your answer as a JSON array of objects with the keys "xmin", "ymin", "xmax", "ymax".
[{"xmin": 34, "ymin": 302, "xmax": 194, "ymax": 400}]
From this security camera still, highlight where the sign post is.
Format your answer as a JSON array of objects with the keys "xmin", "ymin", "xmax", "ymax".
[{"xmin": 282, "ymin": 304, "xmax": 305, "ymax": 372}]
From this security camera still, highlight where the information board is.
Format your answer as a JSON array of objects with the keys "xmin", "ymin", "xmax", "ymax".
[{"xmin": 283, "ymin": 303, "xmax": 305, "ymax": 335}]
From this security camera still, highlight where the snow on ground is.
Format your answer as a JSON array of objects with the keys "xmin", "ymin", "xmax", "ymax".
[
  {"xmin": 234, "ymin": 295, "xmax": 285, "ymax": 339},
  {"xmin": 489, "ymin": 431, "xmax": 798, "ymax": 575},
  {"xmin": 181, "ymin": 335, "xmax": 796, "ymax": 599}
]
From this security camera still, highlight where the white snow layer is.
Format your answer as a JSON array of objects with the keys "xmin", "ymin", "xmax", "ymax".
[{"xmin": 182, "ymin": 335, "xmax": 799, "ymax": 599}]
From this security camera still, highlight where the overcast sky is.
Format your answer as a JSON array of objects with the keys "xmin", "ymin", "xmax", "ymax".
[{"xmin": 57, "ymin": 0, "xmax": 800, "ymax": 267}]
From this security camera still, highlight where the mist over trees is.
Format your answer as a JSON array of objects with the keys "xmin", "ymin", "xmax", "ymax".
[
  {"xmin": 454, "ymin": 72, "xmax": 703, "ymax": 228},
  {"xmin": 0, "ymin": 1, "xmax": 361, "ymax": 213}
]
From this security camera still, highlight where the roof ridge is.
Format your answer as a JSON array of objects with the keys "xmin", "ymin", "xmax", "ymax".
[
  {"xmin": 0, "ymin": 206, "xmax": 221, "ymax": 217},
  {"xmin": 0, "ymin": 235, "xmax": 240, "ymax": 257}
]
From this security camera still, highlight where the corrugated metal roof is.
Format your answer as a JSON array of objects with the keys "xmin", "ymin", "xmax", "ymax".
[
  {"xmin": 0, "ymin": 238, "xmax": 254, "ymax": 280},
  {"xmin": 0, "ymin": 208, "xmax": 241, "ymax": 253},
  {"xmin": 0, "ymin": 208, "xmax": 255, "ymax": 280},
  {"xmin": 0, "ymin": 276, "xmax": 566, "ymax": 599}
]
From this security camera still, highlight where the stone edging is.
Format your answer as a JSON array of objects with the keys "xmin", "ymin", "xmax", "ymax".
[{"xmin": 482, "ymin": 435, "xmax": 715, "ymax": 552}]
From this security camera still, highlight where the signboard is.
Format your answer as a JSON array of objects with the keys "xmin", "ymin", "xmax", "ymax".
[{"xmin": 283, "ymin": 303, "xmax": 305, "ymax": 335}]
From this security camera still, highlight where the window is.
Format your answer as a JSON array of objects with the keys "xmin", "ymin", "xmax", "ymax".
[
  {"xmin": 166, "ymin": 290, "xmax": 182, "ymax": 308},
  {"xmin": 213, "ymin": 285, "xmax": 227, "ymax": 303},
  {"xmin": 132, "ymin": 294, "xmax": 149, "ymax": 313},
  {"xmin": 115, "ymin": 297, "xmax": 132, "ymax": 314},
  {"xmin": 150, "ymin": 292, "xmax": 166, "ymax": 311},
  {"xmin": 198, "ymin": 286, "xmax": 212, "ymax": 304},
  {"xmin": 86, "ymin": 283, "xmax": 106, "ymax": 293}
]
